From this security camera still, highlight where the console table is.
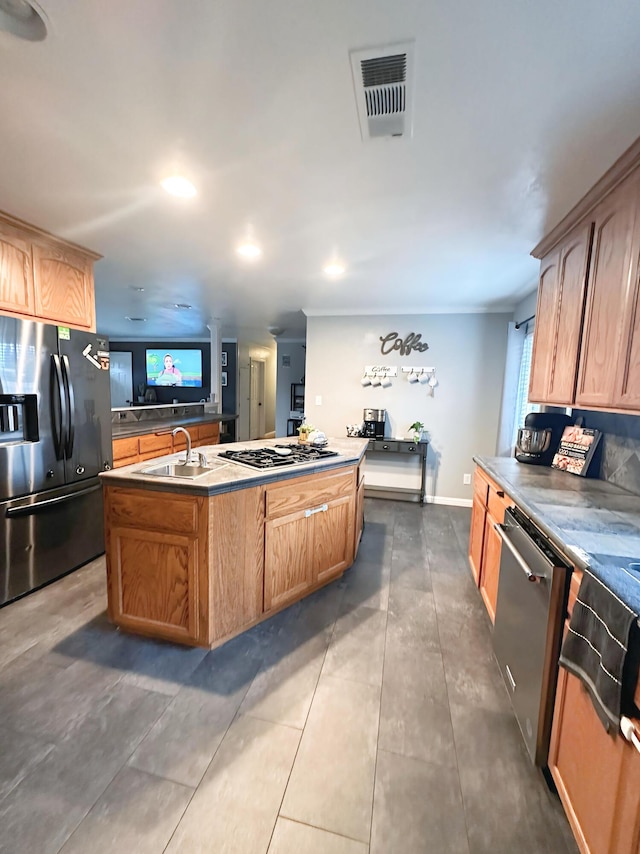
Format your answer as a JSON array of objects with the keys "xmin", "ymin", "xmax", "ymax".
[{"xmin": 366, "ymin": 439, "xmax": 429, "ymax": 504}]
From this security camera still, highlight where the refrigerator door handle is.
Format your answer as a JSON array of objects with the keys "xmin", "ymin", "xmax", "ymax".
[
  {"xmin": 50, "ymin": 354, "xmax": 67, "ymax": 460},
  {"xmin": 61, "ymin": 354, "xmax": 75, "ymax": 457},
  {"xmin": 5, "ymin": 483, "xmax": 102, "ymax": 518}
]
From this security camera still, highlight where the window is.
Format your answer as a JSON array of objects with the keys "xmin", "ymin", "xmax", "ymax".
[{"xmin": 512, "ymin": 326, "xmax": 539, "ymax": 446}]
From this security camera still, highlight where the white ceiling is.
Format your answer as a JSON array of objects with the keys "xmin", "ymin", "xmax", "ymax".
[{"xmin": 2, "ymin": 0, "xmax": 640, "ymax": 340}]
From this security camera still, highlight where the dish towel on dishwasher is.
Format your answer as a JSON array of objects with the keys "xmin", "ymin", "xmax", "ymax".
[{"xmin": 559, "ymin": 568, "xmax": 639, "ymax": 732}]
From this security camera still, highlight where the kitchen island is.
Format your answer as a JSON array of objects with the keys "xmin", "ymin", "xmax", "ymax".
[{"xmin": 100, "ymin": 438, "xmax": 367, "ymax": 648}]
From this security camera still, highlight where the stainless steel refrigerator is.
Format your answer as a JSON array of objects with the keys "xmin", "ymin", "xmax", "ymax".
[{"xmin": 0, "ymin": 317, "xmax": 112, "ymax": 606}]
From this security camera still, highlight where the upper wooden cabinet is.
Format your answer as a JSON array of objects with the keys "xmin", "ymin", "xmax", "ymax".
[
  {"xmin": 0, "ymin": 211, "xmax": 99, "ymax": 331},
  {"xmin": 0, "ymin": 224, "xmax": 35, "ymax": 316},
  {"xmin": 576, "ymin": 174, "xmax": 640, "ymax": 409},
  {"xmin": 530, "ymin": 137, "xmax": 640, "ymax": 413},
  {"xmin": 32, "ymin": 241, "xmax": 95, "ymax": 330},
  {"xmin": 529, "ymin": 223, "xmax": 592, "ymax": 405}
]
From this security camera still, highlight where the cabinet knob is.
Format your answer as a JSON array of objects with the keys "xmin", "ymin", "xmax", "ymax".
[
  {"xmin": 383, "ymin": 444, "xmax": 389, "ymax": 450},
  {"xmin": 76, "ymin": 465, "xmax": 85, "ymax": 475},
  {"xmin": 497, "ymin": 490, "xmax": 505, "ymax": 498}
]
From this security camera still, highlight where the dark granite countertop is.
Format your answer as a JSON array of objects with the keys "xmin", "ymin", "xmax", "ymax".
[
  {"xmin": 475, "ymin": 456, "xmax": 640, "ymax": 614},
  {"xmin": 100, "ymin": 437, "xmax": 368, "ymax": 497}
]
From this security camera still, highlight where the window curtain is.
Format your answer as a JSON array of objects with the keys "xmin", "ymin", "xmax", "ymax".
[{"xmin": 496, "ymin": 321, "xmax": 526, "ymax": 456}]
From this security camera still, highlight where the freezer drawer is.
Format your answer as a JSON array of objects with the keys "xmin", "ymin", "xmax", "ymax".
[{"xmin": 0, "ymin": 480, "xmax": 105, "ymax": 606}]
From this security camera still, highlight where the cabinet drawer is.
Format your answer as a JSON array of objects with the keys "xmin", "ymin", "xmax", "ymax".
[
  {"xmin": 266, "ymin": 468, "xmax": 355, "ymax": 519},
  {"xmin": 107, "ymin": 488, "xmax": 200, "ymax": 534},
  {"xmin": 113, "ymin": 436, "xmax": 139, "ymax": 462},
  {"xmin": 371, "ymin": 440, "xmax": 398, "ymax": 452},
  {"xmin": 487, "ymin": 483, "xmax": 511, "ymax": 524},
  {"xmin": 138, "ymin": 432, "xmax": 173, "ymax": 455}
]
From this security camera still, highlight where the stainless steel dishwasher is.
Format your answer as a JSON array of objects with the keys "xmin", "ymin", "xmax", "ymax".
[{"xmin": 492, "ymin": 505, "xmax": 572, "ymax": 766}]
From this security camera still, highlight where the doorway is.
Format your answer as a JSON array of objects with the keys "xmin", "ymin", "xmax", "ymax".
[
  {"xmin": 249, "ymin": 358, "xmax": 266, "ymax": 439},
  {"xmin": 109, "ymin": 351, "xmax": 133, "ymax": 407}
]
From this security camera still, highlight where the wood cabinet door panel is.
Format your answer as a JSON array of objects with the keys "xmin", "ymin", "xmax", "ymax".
[
  {"xmin": 468, "ymin": 494, "xmax": 485, "ymax": 586},
  {"xmin": 112, "ymin": 436, "xmax": 140, "ymax": 463},
  {"xmin": 0, "ymin": 226, "xmax": 34, "ymax": 315},
  {"xmin": 138, "ymin": 432, "xmax": 173, "ymax": 456},
  {"xmin": 32, "ymin": 241, "xmax": 95, "ymax": 329},
  {"xmin": 479, "ymin": 513, "xmax": 501, "ymax": 624},
  {"xmin": 313, "ymin": 494, "xmax": 353, "ymax": 584},
  {"xmin": 264, "ymin": 510, "xmax": 311, "ymax": 611},
  {"xmin": 473, "ymin": 467, "xmax": 490, "ymax": 506},
  {"xmin": 546, "ymin": 224, "xmax": 593, "ymax": 404},
  {"xmin": 108, "ymin": 487, "xmax": 199, "ymax": 534},
  {"xmin": 613, "ymin": 176, "xmax": 640, "ymax": 410},
  {"xmin": 529, "ymin": 250, "xmax": 560, "ymax": 402},
  {"xmin": 111, "ymin": 527, "xmax": 197, "ymax": 640},
  {"xmin": 576, "ymin": 183, "xmax": 638, "ymax": 408},
  {"xmin": 197, "ymin": 422, "xmax": 220, "ymax": 442}
]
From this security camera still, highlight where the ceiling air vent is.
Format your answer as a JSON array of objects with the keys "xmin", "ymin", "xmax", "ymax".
[{"xmin": 350, "ymin": 42, "xmax": 414, "ymax": 140}]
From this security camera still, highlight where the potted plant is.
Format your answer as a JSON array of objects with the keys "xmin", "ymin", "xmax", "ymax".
[
  {"xmin": 297, "ymin": 422, "xmax": 314, "ymax": 444},
  {"xmin": 409, "ymin": 421, "xmax": 425, "ymax": 443}
]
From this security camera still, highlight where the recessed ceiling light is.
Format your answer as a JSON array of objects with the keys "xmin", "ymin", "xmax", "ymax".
[
  {"xmin": 236, "ymin": 242, "xmax": 263, "ymax": 260},
  {"xmin": 323, "ymin": 262, "xmax": 346, "ymax": 277},
  {"xmin": 160, "ymin": 176, "xmax": 197, "ymax": 198},
  {"xmin": 173, "ymin": 303, "xmax": 192, "ymax": 310},
  {"xmin": 125, "ymin": 316, "xmax": 147, "ymax": 322},
  {"xmin": 0, "ymin": 0, "xmax": 47, "ymax": 41},
  {"xmin": 132, "ymin": 287, "xmax": 145, "ymax": 292}
]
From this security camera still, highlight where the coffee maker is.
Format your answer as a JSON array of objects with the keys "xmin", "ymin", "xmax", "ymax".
[
  {"xmin": 363, "ymin": 408, "xmax": 386, "ymax": 439},
  {"xmin": 515, "ymin": 412, "xmax": 573, "ymax": 465}
]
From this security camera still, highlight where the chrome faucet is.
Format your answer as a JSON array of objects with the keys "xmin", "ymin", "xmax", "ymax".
[{"xmin": 172, "ymin": 427, "xmax": 192, "ymax": 465}]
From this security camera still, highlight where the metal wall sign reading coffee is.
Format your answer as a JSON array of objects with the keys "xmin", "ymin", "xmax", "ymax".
[{"xmin": 380, "ymin": 332, "xmax": 429, "ymax": 356}]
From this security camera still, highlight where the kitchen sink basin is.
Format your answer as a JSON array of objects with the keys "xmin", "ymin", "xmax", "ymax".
[{"xmin": 139, "ymin": 462, "xmax": 213, "ymax": 479}]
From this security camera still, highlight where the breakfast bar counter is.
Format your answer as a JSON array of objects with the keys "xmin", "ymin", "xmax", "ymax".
[{"xmin": 100, "ymin": 438, "xmax": 367, "ymax": 648}]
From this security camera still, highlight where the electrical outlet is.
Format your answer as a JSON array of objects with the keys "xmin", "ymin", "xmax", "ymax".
[
  {"xmin": 315, "ymin": 395, "xmax": 322, "ymax": 405},
  {"xmin": 463, "ymin": 473, "xmax": 471, "ymax": 485}
]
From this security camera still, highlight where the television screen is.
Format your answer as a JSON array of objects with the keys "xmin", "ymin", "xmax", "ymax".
[{"xmin": 146, "ymin": 349, "xmax": 203, "ymax": 387}]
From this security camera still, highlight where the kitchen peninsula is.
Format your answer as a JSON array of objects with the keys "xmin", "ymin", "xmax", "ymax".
[{"xmin": 100, "ymin": 437, "xmax": 367, "ymax": 648}]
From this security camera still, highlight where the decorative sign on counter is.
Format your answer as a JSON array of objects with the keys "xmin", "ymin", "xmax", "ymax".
[
  {"xmin": 380, "ymin": 332, "xmax": 429, "ymax": 356},
  {"xmin": 551, "ymin": 426, "xmax": 603, "ymax": 476}
]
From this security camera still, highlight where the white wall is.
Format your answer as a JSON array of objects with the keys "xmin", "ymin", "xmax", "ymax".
[
  {"xmin": 275, "ymin": 340, "xmax": 306, "ymax": 437},
  {"xmin": 305, "ymin": 313, "xmax": 510, "ymax": 503}
]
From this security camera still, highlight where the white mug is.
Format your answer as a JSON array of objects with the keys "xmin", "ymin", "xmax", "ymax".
[
  {"xmin": 371, "ymin": 373, "xmax": 382, "ymax": 387},
  {"xmin": 381, "ymin": 373, "xmax": 392, "ymax": 388},
  {"xmin": 361, "ymin": 375, "xmax": 372, "ymax": 387},
  {"xmin": 408, "ymin": 371, "xmax": 419, "ymax": 384},
  {"xmin": 419, "ymin": 372, "xmax": 429, "ymax": 384},
  {"xmin": 428, "ymin": 375, "xmax": 437, "ymax": 388}
]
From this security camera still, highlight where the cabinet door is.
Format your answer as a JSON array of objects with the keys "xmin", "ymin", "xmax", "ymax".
[
  {"xmin": 612, "ymin": 174, "xmax": 640, "ymax": 410},
  {"xmin": 479, "ymin": 512, "xmax": 501, "ymax": 624},
  {"xmin": 354, "ymin": 476, "xmax": 365, "ymax": 559},
  {"xmin": 112, "ymin": 436, "xmax": 140, "ymax": 468},
  {"xmin": 138, "ymin": 432, "xmax": 173, "ymax": 461},
  {"xmin": 32, "ymin": 241, "xmax": 95, "ymax": 330},
  {"xmin": 529, "ymin": 248, "xmax": 560, "ymax": 402},
  {"xmin": 549, "ymin": 668, "xmax": 625, "ymax": 854},
  {"xmin": 313, "ymin": 494, "xmax": 354, "ymax": 585},
  {"xmin": 468, "ymin": 494, "xmax": 486, "ymax": 586},
  {"xmin": 0, "ymin": 226, "xmax": 35, "ymax": 316},
  {"xmin": 264, "ymin": 509, "xmax": 312, "ymax": 611},
  {"xmin": 576, "ymin": 179, "xmax": 639, "ymax": 409}
]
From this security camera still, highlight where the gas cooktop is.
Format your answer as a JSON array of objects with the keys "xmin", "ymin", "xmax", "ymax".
[{"xmin": 218, "ymin": 445, "xmax": 339, "ymax": 470}]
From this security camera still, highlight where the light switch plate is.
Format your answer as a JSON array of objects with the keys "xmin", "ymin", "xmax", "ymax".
[{"xmin": 463, "ymin": 473, "xmax": 471, "ymax": 485}]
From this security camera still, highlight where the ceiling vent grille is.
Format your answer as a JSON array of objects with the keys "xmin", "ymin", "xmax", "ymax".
[{"xmin": 350, "ymin": 43, "xmax": 414, "ymax": 140}]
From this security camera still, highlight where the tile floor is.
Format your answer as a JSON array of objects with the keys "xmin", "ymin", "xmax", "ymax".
[{"xmin": 0, "ymin": 500, "xmax": 578, "ymax": 853}]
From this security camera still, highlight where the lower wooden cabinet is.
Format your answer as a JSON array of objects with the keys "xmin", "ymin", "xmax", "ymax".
[
  {"xmin": 468, "ymin": 466, "xmax": 513, "ymax": 623},
  {"xmin": 549, "ymin": 567, "xmax": 640, "ymax": 854},
  {"xmin": 112, "ymin": 422, "xmax": 221, "ymax": 469},
  {"xmin": 354, "ymin": 467, "xmax": 365, "ymax": 559},
  {"xmin": 264, "ymin": 468, "xmax": 355, "ymax": 612},
  {"xmin": 104, "ymin": 462, "xmax": 359, "ymax": 648}
]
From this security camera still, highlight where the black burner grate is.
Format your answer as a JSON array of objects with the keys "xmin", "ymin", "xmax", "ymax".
[{"xmin": 218, "ymin": 445, "xmax": 338, "ymax": 470}]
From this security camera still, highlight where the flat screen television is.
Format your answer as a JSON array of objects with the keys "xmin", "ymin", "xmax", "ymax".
[{"xmin": 146, "ymin": 349, "xmax": 203, "ymax": 387}]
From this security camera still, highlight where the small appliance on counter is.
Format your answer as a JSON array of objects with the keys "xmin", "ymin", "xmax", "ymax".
[
  {"xmin": 363, "ymin": 408, "xmax": 386, "ymax": 439},
  {"xmin": 515, "ymin": 412, "xmax": 573, "ymax": 466}
]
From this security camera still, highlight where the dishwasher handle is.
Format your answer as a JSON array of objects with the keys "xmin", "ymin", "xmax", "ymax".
[{"xmin": 494, "ymin": 522, "xmax": 546, "ymax": 582}]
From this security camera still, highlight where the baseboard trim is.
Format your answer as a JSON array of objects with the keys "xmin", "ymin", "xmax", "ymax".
[{"xmin": 426, "ymin": 496, "xmax": 473, "ymax": 508}]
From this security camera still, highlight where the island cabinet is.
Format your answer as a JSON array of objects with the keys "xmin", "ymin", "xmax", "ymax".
[
  {"xmin": 468, "ymin": 466, "xmax": 513, "ymax": 623},
  {"xmin": 549, "ymin": 568, "xmax": 640, "ymax": 854},
  {"xmin": 104, "ymin": 462, "xmax": 358, "ymax": 648},
  {"xmin": 529, "ymin": 139, "xmax": 640, "ymax": 414},
  {"xmin": 112, "ymin": 422, "xmax": 220, "ymax": 468},
  {"xmin": 264, "ymin": 468, "xmax": 355, "ymax": 610},
  {"xmin": 0, "ymin": 211, "xmax": 99, "ymax": 331}
]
